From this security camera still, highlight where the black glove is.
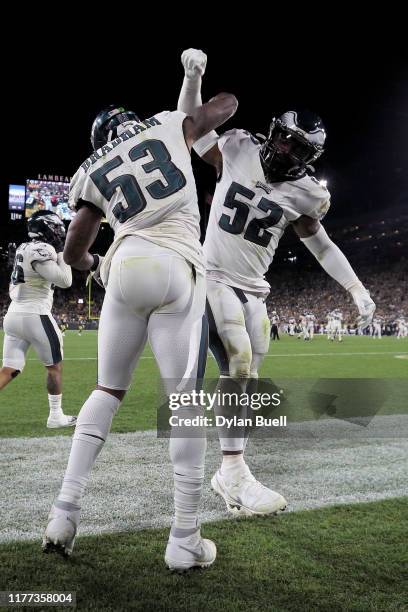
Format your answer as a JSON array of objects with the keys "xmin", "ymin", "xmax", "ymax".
[
  {"xmin": 88, "ymin": 254, "xmax": 104, "ymax": 288},
  {"xmin": 51, "ymin": 236, "xmax": 65, "ymax": 253}
]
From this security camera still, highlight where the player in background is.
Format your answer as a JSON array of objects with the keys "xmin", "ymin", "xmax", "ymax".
[
  {"xmin": 43, "ymin": 92, "xmax": 238, "ymax": 571},
  {"xmin": 177, "ymin": 48, "xmax": 376, "ymax": 517},
  {"xmin": 78, "ymin": 321, "xmax": 84, "ymax": 337},
  {"xmin": 299, "ymin": 313, "xmax": 309, "ymax": 340},
  {"xmin": 396, "ymin": 316, "xmax": 407, "ymax": 339},
  {"xmin": 306, "ymin": 312, "xmax": 316, "ymax": 340},
  {"xmin": 0, "ymin": 211, "xmax": 75, "ymax": 428},
  {"xmin": 270, "ymin": 310, "xmax": 280, "ymax": 340},
  {"xmin": 330, "ymin": 309, "xmax": 343, "ymax": 341},
  {"xmin": 372, "ymin": 316, "xmax": 382, "ymax": 339},
  {"xmin": 288, "ymin": 317, "xmax": 296, "ymax": 336},
  {"xmin": 326, "ymin": 312, "xmax": 333, "ymax": 339}
]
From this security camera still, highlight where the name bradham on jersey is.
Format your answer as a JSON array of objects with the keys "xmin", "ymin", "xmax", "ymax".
[
  {"xmin": 204, "ymin": 129, "xmax": 331, "ymax": 296},
  {"xmin": 69, "ymin": 111, "xmax": 203, "ymax": 284},
  {"xmin": 9, "ymin": 241, "xmax": 58, "ymax": 314}
]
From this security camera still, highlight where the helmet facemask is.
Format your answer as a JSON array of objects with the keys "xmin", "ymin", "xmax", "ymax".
[{"xmin": 260, "ymin": 111, "xmax": 325, "ymax": 182}]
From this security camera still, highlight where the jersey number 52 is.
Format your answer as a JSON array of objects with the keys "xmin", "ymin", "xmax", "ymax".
[
  {"xmin": 219, "ymin": 182, "xmax": 283, "ymax": 247},
  {"xmin": 11, "ymin": 254, "xmax": 25, "ymax": 285}
]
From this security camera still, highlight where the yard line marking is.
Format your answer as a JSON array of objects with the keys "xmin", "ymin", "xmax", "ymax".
[
  {"xmin": 2, "ymin": 352, "xmax": 407, "ymax": 364},
  {"xmin": 264, "ymin": 351, "xmax": 408, "ymax": 358}
]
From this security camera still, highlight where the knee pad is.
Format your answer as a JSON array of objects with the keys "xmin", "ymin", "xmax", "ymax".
[
  {"xmin": 221, "ymin": 324, "xmax": 252, "ymax": 378},
  {"xmin": 74, "ymin": 390, "xmax": 120, "ymax": 443}
]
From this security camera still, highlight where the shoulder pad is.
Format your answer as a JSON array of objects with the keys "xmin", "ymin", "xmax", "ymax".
[{"xmin": 29, "ymin": 242, "xmax": 57, "ymax": 264}]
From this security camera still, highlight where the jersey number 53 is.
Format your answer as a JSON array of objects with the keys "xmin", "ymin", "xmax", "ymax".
[{"xmin": 90, "ymin": 139, "xmax": 186, "ymax": 223}]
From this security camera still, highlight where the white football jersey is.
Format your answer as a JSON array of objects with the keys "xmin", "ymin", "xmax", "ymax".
[
  {"xmin": 306, "ymin": 313, "xmax": 316, "ymax": 325},
  {"xmin": 8, "ymin": 241, "xmax": 58, "ymax": 314},
  {"xmin": 69, "ymin": 111, "xmax": 202, "ymax": 284},
  {"xmin": 204, "ymin": 129, "xmax": 330, "ymax": 296},
  {"xmin": 331, "ymin": 311, "xmax": 343, "ymax": 322}
]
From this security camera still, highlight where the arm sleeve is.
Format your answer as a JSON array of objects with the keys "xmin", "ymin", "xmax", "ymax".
[
  {"xmin": 33, "ymin": 253, "xmax": 72, "ymax": 288},
  {"xmin": 300, "ymin": 226, "xmax": 364, "ymax": 292},
  {"xmin": 177, "ymin": 74, "xmax": 219, "ymax": 157}
]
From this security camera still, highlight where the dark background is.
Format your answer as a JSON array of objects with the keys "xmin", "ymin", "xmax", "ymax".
[{"xmin": 2, "ymin": 23, "xmax": 407, "ymax": 242}]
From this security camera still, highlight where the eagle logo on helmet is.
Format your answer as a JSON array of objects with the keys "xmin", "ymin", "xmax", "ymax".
[{"xmin": 27, "ymin": 210, "xmax": 66, "ymax": 250}]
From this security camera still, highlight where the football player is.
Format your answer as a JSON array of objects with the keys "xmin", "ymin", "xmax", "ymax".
[
  {"xmin": 0, "ymin": 211, "xmax": 75, "ymax": 428},
  {"xmin": 43, "ymin": 93, "xmax": 238, "ymax": 570},
  {"xmin": 306, "ymin": 312, "xmax": 316, "ymax": 340},
  {"xmin": 288, "ymin": 317, "xmax": 296, "ymax": 336},
  {"xmin": 330, "ymin": 309, "xmax": 344, "ymax": 341},
  {"xmin": 300, "ymin": 313, "xmax": 309, "ymax": 341},
  {"xmin": 177, "ymin": 48, "xmax": 376, "ymax": 517},
  {"xmin": 326, "ymin": 311, "xmax": 334, "ymax": 340},
  {"xmin": 396, "ymin": 316, "xmax": 407, "ymax": 339},
  {"xmin": 270, "ymin": 310, "xmax": 280, "ymax": 340},
  {"xmin": 372, "ymin": 316, "xmax": 383, "ymax": 339}
]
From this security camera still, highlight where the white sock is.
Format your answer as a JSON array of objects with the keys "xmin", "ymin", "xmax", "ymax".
[
  {"xmin": 221, "ymin": 453, "xmax": 246, "ymax": 477},
  {"xmin": 48, "ymin": 394, "xmax": 62, "ymax": 415},
  {"xmin": 169, "ymin": 408, "xmax": 206, "ymax": 530},
  {"xmin": 58, "ymin": 390, "xmax": 120, "ymax": 506}
]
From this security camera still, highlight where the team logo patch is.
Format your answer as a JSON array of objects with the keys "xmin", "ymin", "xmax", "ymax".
[{"xmin": 255, "ymin": 181, "xmax": 272, "ymax": 194}]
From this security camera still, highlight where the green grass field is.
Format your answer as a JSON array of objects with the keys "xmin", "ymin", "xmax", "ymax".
[
  {"xmin": 1, "ymin": 331, "xmax": 407, "ymax": 438},
  {"xmin": 1, "ymin": 498, "xmax": 407, "ymax": 611},
  {"xmin": 1, "ymin": 331, "xmax": 407, "ymax": 611}
]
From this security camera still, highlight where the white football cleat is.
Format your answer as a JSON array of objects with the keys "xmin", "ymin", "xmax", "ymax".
[
  {"xmin": 211, "ymin": 465, "xmax": 287, "ymax": 516},
  {"xmin": 47, "ymin": 414, "xmax": 77, "ymax": 429},
  {"xmin": 165, "ymin": 529, "xmax": 216, "ymax": 572},
  {"xmin": 42, "ymin": 504, "xmax": 80, "ymax": 557}
]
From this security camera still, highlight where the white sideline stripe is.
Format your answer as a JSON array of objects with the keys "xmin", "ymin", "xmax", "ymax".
[
  {"xmin": 10, "ymin": 350, "xmax": 408, "ymax": 362},
  {"xmin": 265, "ymin": 351, "xmax": 408, "ymax": 358},
  {"xmin": 0, "ymin": 415, "xmax": 407, "ymax": 543}
]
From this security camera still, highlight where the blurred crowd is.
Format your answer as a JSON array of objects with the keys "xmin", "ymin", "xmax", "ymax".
[
  {"xmin": 1, "ymin": 256, "xmax": 407, "ymax": 331},
  {"xmin": 266, "ymin": 260, "xmax": 408, "ymax": 328}
]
